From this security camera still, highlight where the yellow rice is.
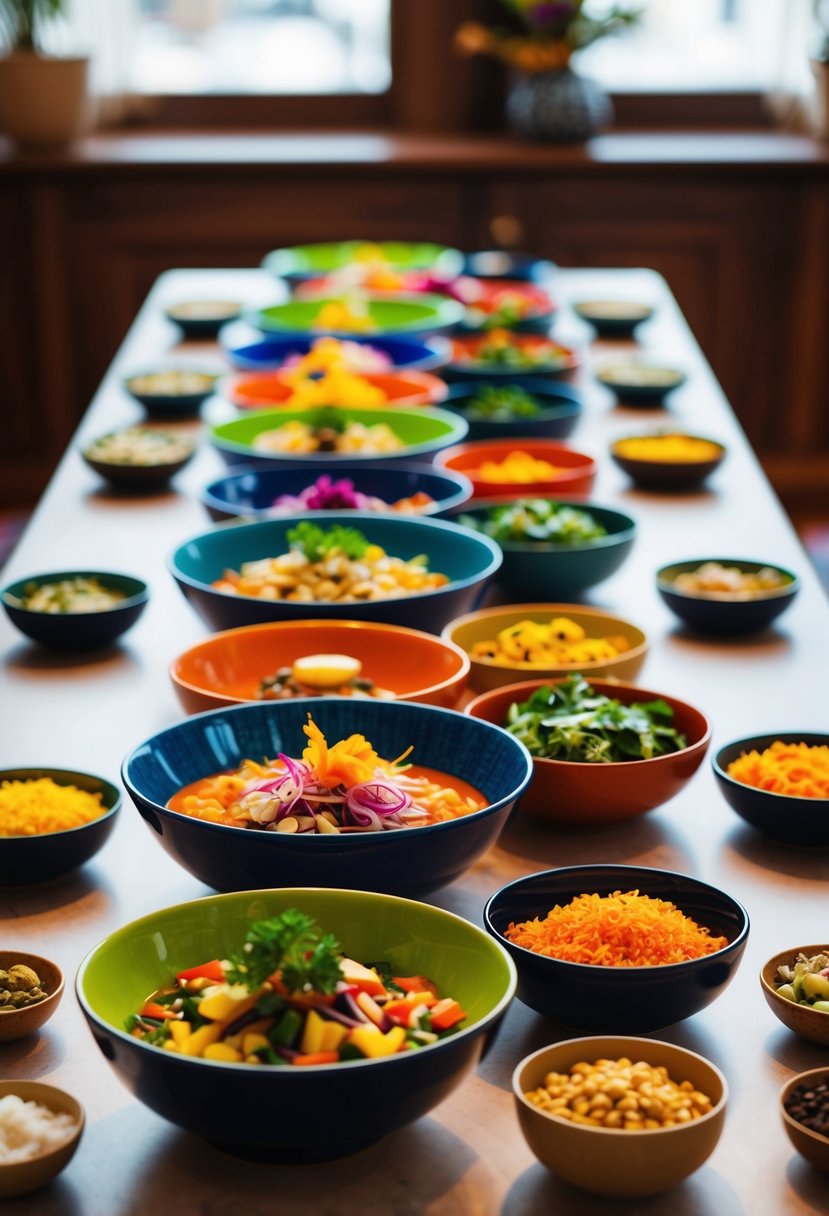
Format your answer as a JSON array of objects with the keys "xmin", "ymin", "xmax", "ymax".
[{"xmin": 0, "ymin": 778, "xmax": 105, "ymax": 837}]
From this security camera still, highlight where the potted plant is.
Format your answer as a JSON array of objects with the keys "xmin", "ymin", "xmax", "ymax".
[
  {"xmin": 0, "ymin": 0, "xmax": 89, "ymax": 149},
  {"xmin": 456, "ymin": 1, "xmax": 640, "ymax": 143}
]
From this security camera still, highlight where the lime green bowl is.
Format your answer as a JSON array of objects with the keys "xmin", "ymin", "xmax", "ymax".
[
  {"xmin": 77, "ymin": 887, "xmax": 516, "ymax": 1160},
  {"xmin": 248, "ymin": 292, "xmax": 464, "ymax": 339},
  {"xmin": 262, "ymin": 241, "xmax": 463, "ymax": 283}
]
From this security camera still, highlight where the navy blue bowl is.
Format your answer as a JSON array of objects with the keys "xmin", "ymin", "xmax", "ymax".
[
  {"xmin": 442, "ymin": 379, "xmax": 581, "ymax": 442},
  {"xmin": 122, "ymin": 698, "xmax": 532, "ymax": 897},
  {"xmin": 714, "ymin": 733, "xmax": 829, "ymax": 845},
  {"xmin": 163, "ymin": 302, "xmax": 242, "ymax": 339},
  {"xmin": 596, "ymin": 365, "xmax": 687, "ymax": 406},
  {"xmin": 123, "ymin": 371, "xmax": 219, "ymax": 418},
  {"xmin": 1, "ymin": 571, "xmax": 149, "ymax": 651},
  {"xmin": 573, "ymin": 301, "xmax": 655, "ymax": 338},
  {"xmin": 657, "ymin": 559, "xmax": 800, "ymax": 636},
  {"xmin": 77, "ymin": 886, "xmax": 516, "ymax": 1160},
  {"xmin": 484, "ymin": 865, "xmax": 749, "ymax": 1033},
  {"xmin": 461, "ymin": 251, "xmax": 556, "ymax": 284},
  {"xmin": 169, "ymin": 511, "xmax": 501, "ymax": 634},
  {"xmin": 223, "ymin": 334, "xmax": 451, "ymax": 374},
  {"xmin": 200, "ymin": 462, "xmax": 474, "ymax": 523},
  {"xmin": 0, "ymin": 767, "xmax": 121, "ymax": 884}
]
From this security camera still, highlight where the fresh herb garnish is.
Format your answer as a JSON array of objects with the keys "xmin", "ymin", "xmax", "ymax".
[
  {"xmin": 226, "ymin": 909, "xmax": 343, "ymax": 995},
  {"xmin": 286, "ymin": 520, "xmax": 370, "ymax": 563},
  {"xmin": 459, "ymin": 499, "xmax": 607, "ymax": 545},
  {"xmin": 505, "ymin": 674, "xmax": 686, "ymax": 763},
  {"xmin": 464, "ymin": 385, "xmax": 541, "ymax": 420}
]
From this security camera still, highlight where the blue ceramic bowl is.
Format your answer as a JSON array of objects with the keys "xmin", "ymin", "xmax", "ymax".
[
  {"xmin": 461, "ymin": 251, "xmax": 556, "ymax": 284},
  {"xmin": 1, "ymin": 571, "xmax": 149, "ymax": 651},
  {"xmin": 122, "ymin": 698, "xmax": 532, "ymax": 896},
  {"xmin": 223, "ymin": 334, "xmax": 451, "ymax": 374},
  {"xmin": 200, "ymin": 462, "xmax": 474, "ymax": 523},
  {"xmin": 442, "ymin": 378, "xmax": 581, "ymax": 442},
  {"xmin": 451, "ymin": 500, "xmax": 636, "ymax": 600},
  {"xmin": 714, "ymin": 732, "xmax": 829, "ymax": 845},
  {"xmin": 0, "ymin": 767, "xmax": 121, "ymax": 884},
  {"xmin": 169, "ymin": 511, "xmax": 501, "ymax": 633},
  {"xmin": 657, "ymin": 559, "xmax": 800, "ymax": 636},
  {"xmin": 210, "ymin": 404, "xmax": 468, "ymax": 472},
  {"xmin": 484, "ymin": 864, "xmax": 749, "ymax": 1033},
  {"xmin": 77, "ymin": 886, "xmax": 516, "ymax": 1160}
]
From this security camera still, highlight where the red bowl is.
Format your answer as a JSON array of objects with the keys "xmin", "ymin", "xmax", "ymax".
[
  {"xmin": 436, "ymin": 439, "xmax": 597, "ymax": 499},
  {"xmin": 466, "ymin": 677, "xmax": 711, "ymax": 827},
  {"xmin": 226, "ymin": 369, "xmax": 448, "ymax": 410}
]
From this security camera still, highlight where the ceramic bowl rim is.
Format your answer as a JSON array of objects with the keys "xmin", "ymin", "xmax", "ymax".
[
  {"xmin": 0, "ymin": 1080, "xmax": 84, "ymax": 1167},
  {"xmin": 454, "ymin": 498, "xmax": 636, "ymax": 553},
  {"xmin": 572, "ymin": 300, "xmax": 656, "ymax": 322},
  {"xmin": 0, "ymin": 768, "xmax": 121, "ymax": 838},
  {"xmin": 169, "ymin": 617, "xmax": 472, "ymax": 706},
  {"xmin": 81, "ymin": 431, "xmax": 197, "ymax": 472},
  {"xmin": 247, "ymin": 291, "xmax": 466, "ymax": 336},
  {"xmin": 443, "ymin": 382, "xmax": 582, "ymax": 423},
  {"xmin": 713, "ymin": 732, "xmax": 829, "ymax": 802},
  {"xmin": 449, "ymin": 334, "xmax": 581, "ymax": 374},
  {"xmin": 486, "ymin": 863, "xmax": 749, "ymax": 975},
  {"xmin": 163, "ymin": 300, "xmax": 242, "ymax": 321},
  {"xmin": 224, "ymin": 332, "xmax": 452, "ymax": 372},
  {"xmin": 75, "ymin": 885, "xmax": 518, "ymax": 1073},
  {"xmin": 760, "ymin": 944, "xmax": 829, "ymax": 1019},
  {"xmin": 0, "ymin": 572, "xmax": 150, "ymax": 616},
  {"xmin": 513, "ymin": 1034, "xmax": 728, "ymax": 1136},
  {"xmin": 596, "ymin": 364, "xmax": 687, "ymax": 388},
  {"xmin": 122, "ymin": 696, "xmax": 532, "ymax": 846},
  {"xmin": 262, "ymin": 242, "xmax": 464, "ymax": 278},
  {"xmin": 167, "ymin": 510, "xmax": 503, "ymax": 603},
  {"xmin": 123, "ymin": 369, "xmax": 220, "ymax": 395},
  {"xmin": 656, "ymin": 559, "xmax": 800, "ymax": 603}
]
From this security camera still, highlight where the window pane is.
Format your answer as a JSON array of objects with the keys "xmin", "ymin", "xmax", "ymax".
[{"xmin": 131, "ymin": 0, "xmax": 391, "ymax": 95}]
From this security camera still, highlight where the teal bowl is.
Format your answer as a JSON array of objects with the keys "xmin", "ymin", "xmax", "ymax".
[
  {"xmin": 248, "ymin": 293, "xmax": 464, "ymax": 339},
  {"xmin": 451, "ymin": 500, "xmax": 637, "ymax": 599},
  {"xmin": 169, "ymin": 511, "xmax": 502, "ymax": 633},
  {"xmin": 210, "ymin": 405, "xmax": 468, "ymax": 471},
  {"xmin": 1, "ymin": 571, "xmax": 149, "ymax": 651},
  {"xmin": 76, "ymin": 887, "xmax": 516, "ymax": 1159}
]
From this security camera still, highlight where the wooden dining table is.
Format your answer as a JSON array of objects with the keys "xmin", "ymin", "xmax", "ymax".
[{"xmin": 1, "ymin": 267, "xmax": 828, "ymax": 1216}]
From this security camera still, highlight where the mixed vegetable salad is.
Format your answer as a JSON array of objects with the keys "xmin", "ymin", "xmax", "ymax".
[{"xmin": 459, "ymin": 499, "xmax": 607, "ymax": 545}]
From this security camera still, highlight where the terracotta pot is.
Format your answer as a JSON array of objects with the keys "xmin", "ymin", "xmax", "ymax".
[{"xmin": 0, "ymin": 53, "xmax": 89, "ymax": 150}]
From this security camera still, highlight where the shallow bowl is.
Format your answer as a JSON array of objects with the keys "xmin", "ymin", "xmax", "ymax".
[
  {"xmin": 442, "ymin": 378, "xmax": 582, "ymax": 442},
  {"xmin": 610, "ymin": 434, "xmax": 726, "ymax": 490},
  {"xmin": 596, "ymin": 362, "xmax": 687, "ymax": 405},
  {"xmin": 0, "ymin": 1081, "xmax": 83, "ymax": 1198},
  {"xmin": 169, "ymin": 511, "xmax": 500, "ymax": 634},
  {"xmin": 713, "ymin": 732, "xmax": 829, "ymax": 845},
  {"xmin": 224, "ymin": 334, "xmax": 452, "ymax": 374},
  {"xmin": 573, "ymin": 299, "xmax": 655, "ymax": 338},
  {"xmin": 513, "ymin": 1035, "xmax": 726, "ymax": 1198},
  {"xmin": 0, "ymin": 767, "xmax": 121, "ymax": 884},
  {"xmin": 123, "ymin": 369, "xmax": 219, "ymax": 417},
  {"xmin": 781, "ymin": 1067, "xmax": 829, "ymax": 1172},
  {"xmin": 163, "ymin": 299, "xmax": 242, "ymax": 338},
  {"xmin": 0, "ymin": 951, "xmax": 64, "ymax": 1042},
  {"xmin": 200, "ymin": 462, "xmax": 473, "ymax": 523},
  {"xmin": 761, "ymin": 945, "xmax": 829, "ymax": 1047},
  {"xmin": 466, "ymin": 676, "xmax": 710, "ymax": 825},
  {"xmin": 122, "ymin": 698, "xmax": 531, "ymax": 896},
  {"xmin": 437, "ymin": 439, "xmax": 596, "ymax": 500},
  {"xmin": 226, "ymin": 368, "xmax": 448, "ymax": 411},
  {"xmin": 485, "ymin": 863, "xmax": 748, "ymax": 1032},
  {"xmin": 262, "ymin": 240, "xmax": 463, "ymax": 285},
  {"xmin": 170, "ymin": 618, "xmax": 470, "ymax": 714},
  {"xmin": 81, "ymin": 428, "xmax": 197, "ymax": 490},
  {"xmin": 444, "ymin": 332, "xmax": 581, "ymax": 381},
  {"xmin": 248, "ymin": 292, "xmax": 464, "ymax": 339},
  {"xmin": 443, "ymin": 603, "xmax": 648, "ymax": 694},
  {"xmin": 657, "ymin": 559, "xmax": 800, "ymax": 636},
  {"xmin": 1, "ymin": 570, "xmax": 149, "ymax": 651}
]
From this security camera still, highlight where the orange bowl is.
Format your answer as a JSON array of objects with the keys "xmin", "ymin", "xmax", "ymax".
[
  {"xmin": 170, "ymin": 619, "xmax": 470, "ymax": 714},
  {"xmin": 436, "ymin": 439, "xmax": 597, "ymax": 499},
  {"xmin": 465, "ymin": 677, "xmax": 710, "ymax": 827},
  {"xmin": 226, "ymin": 369, "xmax": 448, "ymax": 410}
]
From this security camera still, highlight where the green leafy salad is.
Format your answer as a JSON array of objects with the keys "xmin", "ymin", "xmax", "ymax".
[
  {"xmin": 505, "ymin": 674, "xmax": 687, "ymax": 763},
  {"xmin": 462, "ymin": 385, "xmax": 542, "ymax": 421},
  {"xmin": 459, "ymin": 499, "xmax": 607, "ymax": 545}
]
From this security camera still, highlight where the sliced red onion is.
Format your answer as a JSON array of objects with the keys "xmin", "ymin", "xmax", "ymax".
[{"xmin": 346, "ymin": 781, "xmax": 412, "ymax": 820}]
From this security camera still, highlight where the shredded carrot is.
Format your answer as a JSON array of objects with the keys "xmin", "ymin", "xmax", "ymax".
[
  {"xmin": 727, "ymin": 741, "xmax": 829, "ymax": 799},
  {"xmin": 505, "ymin": 890, "xmax": 728, "ymax": 967}
]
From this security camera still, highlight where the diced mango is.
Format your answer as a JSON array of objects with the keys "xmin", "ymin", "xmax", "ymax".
[
  {"xmin": 383, "ymin": 1027, "xmax": 406, "ymax": 1053},
  {"xmin": 320, "ymin": 1021, "xmax": 348, "ymax": 1052},
  {"xmin": 300, "ymin": 1008, "xmax": 327, "ymax": 1055},
  {"xmin": 181, "ymin": 1022, "xmax": 223, "ymax": 1057},
  {"xmin": 199, "ymin": 983, "xmax": 255, "ymax": 1022},
  {"xmin": 163, "ymin": 1040, "xmax": 179, "ymax": 1052},
  {"xmin": 204, "ymin": 1042, "xmax": 244, "ymax": 1063},
  {"xmin": 169, "ymin": 1019, "xmax": 192, "ymax": 1046},
  {"xmin": 350, "ymin": 1023, "xmax": 407, "ymax": 1059},
  {"xmin": 242, "ymin": 1032, "xmax": 271, "ymax": 1056}
]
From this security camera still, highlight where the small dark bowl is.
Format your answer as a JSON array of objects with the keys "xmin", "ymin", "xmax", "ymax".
[
  {"xmin": 81, "ymin": 431, "xmax": 197, "ymax": 491},
  {"xmin": 657, "ymin": 559, "xmax": 800, "ymax": 636},
  {"xmin": 122, "ymin": 698, "xmax": 532, "ymax": 897},
  {"xmin": 1, "ymin": 571, "xmax": 149, "ymax": 651},
  {"xmin": 714, "ymin": 732, "xmax": 829, "ymax": 845},
  {"xmin": 484, "ymin": 864, "xmax": 749, "ymax": 1033},
  {"xmin": 224, "ymin": 334, "xmax": 451, "ymax": 374},
  {"xmin": 0, "ymin": 951, "xmax": 64, "ymax": 1042},
  {"xmin": 610, "ymin": 434, "xmax": 726, "ymax": 491},
  {"xmin": 0, "ymin": 767, "xmax": 120, "ymax": 884},
  {"xmin": 780, "ymin": 1067, "xmax": 829, "ymax": 1172},
  {"xmin": 123, "ymin": 370, "xmax": 219, "ymax": 417},
  {"xmin": 461, "ymin": 251, "xmax": 556, "ymax": 284},
  {"xmin": 200, "ymin": 462, "xmax": 473, "ymax": 523},
  {"xmin": 573, "ymin": 300, "xmax": 655, "ymax": 338},
  {"xmin": 442, "ymin": 379, "xmax": 582, "ymax": 443},
  {"xmin": 163, "ymin": 300, "xmax": 242, "ymax": 339},
  {"xmin": 596, "ymin": 364, "xmax": 687, "ymax": 406}
]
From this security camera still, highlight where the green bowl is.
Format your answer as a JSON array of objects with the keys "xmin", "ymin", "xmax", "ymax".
[
  {"xmin": 77, "ymin": 887, "xmax": 516, "ymax": 1160},
  {"xmin": 248, "ymin": 293, "xmax": 464, "ymax": 339},
  {"xmin": 262, "ymin": 241, "xmax": 463, "ymax": 282}
]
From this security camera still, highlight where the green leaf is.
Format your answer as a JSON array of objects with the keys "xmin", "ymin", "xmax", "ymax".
[
  {"xmin": 286, "ymin": 520, "xmax": 370, "ymax": 563},
  {"xmin": 226, "ymin": 909, "xmax": 343, "ymax": 995}
]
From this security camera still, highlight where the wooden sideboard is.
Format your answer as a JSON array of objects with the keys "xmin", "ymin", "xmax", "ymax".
[{"xmin": 2, "ymin": 130, "xmax": 828, "ymax": 513}]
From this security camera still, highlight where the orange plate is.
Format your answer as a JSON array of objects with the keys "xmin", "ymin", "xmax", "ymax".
[
  {"xmin": 170, "ymin": 619, "xmax": 470, "ymax": 714},
  {"xmin": 436, "ymin": 438, "xmax": 597, "ymax": 499},
  {"xmin": 227, "ymin": 370, "xmax": 448, "ymax": 410}
]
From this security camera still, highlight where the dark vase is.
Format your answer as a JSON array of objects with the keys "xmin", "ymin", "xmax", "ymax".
[{"xmin": 505, "ymin": 67, "xmax": 613, "ymax": 143}]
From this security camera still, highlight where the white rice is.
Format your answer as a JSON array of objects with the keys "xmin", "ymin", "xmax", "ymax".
[{"xmin": 0, "ymin": 1094, "xmax": 77, "ymax": 1164}]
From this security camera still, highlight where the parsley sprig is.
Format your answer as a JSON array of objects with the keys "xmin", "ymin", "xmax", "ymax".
[
  {"xmin": 225, "ymin": 910, "xmax": 343, "ymax": 995},
  {"xmin": 286, "ymin": 521, "xmax": 370, "ymax": 563}
]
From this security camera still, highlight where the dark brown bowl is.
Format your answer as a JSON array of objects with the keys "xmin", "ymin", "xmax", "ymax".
[
  {"xmin": 781, "ymin": 1067, "xmax": 829, "ymax": 1172},
  {"xmin": 610, "ymin": 435, "xmax": 726, "ymax": 490},
  {"xmin": 0, "ymin": 951, "xmax": 64, "ymax": 1042}
]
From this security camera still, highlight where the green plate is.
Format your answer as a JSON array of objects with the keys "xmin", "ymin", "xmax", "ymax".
[
  {"xmin": 248, "ymin": 293, "xmax": 464, "ymax": 338},
  {"xmin": 263, "ymin": 241, "xmax": 463, "ymax": 279}
]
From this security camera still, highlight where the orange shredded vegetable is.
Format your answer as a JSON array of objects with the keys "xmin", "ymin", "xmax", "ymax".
[
  {"xmin": 505, "ymin": 890, "xmax": 729, "ymax": 967},
  {"xmin": 727, "ymin": 741, "xmax": 829, "ymax": 799}
]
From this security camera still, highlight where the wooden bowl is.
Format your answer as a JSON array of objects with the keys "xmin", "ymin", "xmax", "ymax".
[
  {"xmin": 0, "ymin": 1081, "xmax": 83, "ymax": 1198},
  {"xmin": 0, "ymin": 951, "xmax": 64, "ymax": 1042},
  {"xmin": 781, "ymin": 1067, "xmax": 829, "ymax": 1173},
  {"xmin": 761, "ymin": 946, "xmax": 829, "ymax": 1046}
]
